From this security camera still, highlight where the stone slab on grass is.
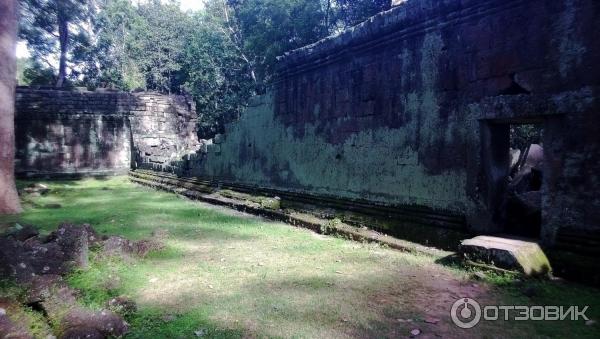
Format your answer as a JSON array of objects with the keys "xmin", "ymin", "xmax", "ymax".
[{"xmin": 460, "ymin": 236, "xmax": 551, "ymax": 276}]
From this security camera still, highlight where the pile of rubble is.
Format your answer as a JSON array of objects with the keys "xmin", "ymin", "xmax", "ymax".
[{"xmin": 0, "ymin": 223, "xmax": 163, "ymax": 338}]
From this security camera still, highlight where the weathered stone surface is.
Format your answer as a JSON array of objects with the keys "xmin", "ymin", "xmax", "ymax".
[
  {"xmin": 14, "ymin": 88, "xmax": 199, "ymax": 178},
  {"xmin": 59, "ymin": 308, "xmax": 129, "ymax": 339},
  {"xmin": 0, "ymin": 224, "xmax": 134, "ymax": 338},
  {"xmin": 0, "ymin": 235, "xmax": 68, "ymax": 281},
  {"xmin": 460, "ymin": 236, "xmax": 552, "ymax": 276},
  {"xmin": 5, "ymin": 224, "xmax": 39, "ymax": 242},
  {"xmin": 25, "ymin": 274, "xmax": 64, "ymax": 304},
  {"xmin": 0, "ymin": 224, "xmax": 99, "ymax": 282},
  {"xmin": 60, "ymin": 327, "xmax": 104, "ymax": 339},
  {"xmin": 512, "ymin": 191, "xmax": 542, "ymax": 216},
  {"xmin": 46, "ymin": 224, "xmax": 94, "ymax": 269},
  {"xmin": 37, "ymin": 281, "xmax": 129, "ymax": 339},
  {"xmin": 0, "ymin": 300, "xmax": 34, "ymax": 339},
  {"xmin": 260, "ymin": 197, "xmax": 281, "ymax": 210}
]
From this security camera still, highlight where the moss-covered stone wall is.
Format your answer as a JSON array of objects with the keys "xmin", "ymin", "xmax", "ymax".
[
  {"xmin": 147, "ymin": 0, "xmax": 600, "ymax": 249},
  {"xmin": 15, "ymin": 88, "xmax": 199, "ymax": 177}
]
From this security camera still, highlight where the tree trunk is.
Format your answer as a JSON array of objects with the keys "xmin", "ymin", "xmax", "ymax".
[
  {"xmin": 56, "ymin": 13, "xmax": 69, "ymax": 88},
  {"xmin": 0, "ymin": 0, "xmax": 23, "ymax": 214}
]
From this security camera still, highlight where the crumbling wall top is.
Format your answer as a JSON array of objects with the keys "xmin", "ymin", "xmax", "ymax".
[{"xmin": 276, "ymin": 0, "xmax": 468, "ymax": 73}]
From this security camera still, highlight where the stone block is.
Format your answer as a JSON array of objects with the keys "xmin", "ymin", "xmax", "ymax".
[{"xmin": 460, "ymin": 236, "xmax": 551, "ymax": 276}]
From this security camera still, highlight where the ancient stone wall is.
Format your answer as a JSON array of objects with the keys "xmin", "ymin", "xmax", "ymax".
[
  {"xmin": 15, "ymin": 88, "xmax": 199, "ymax": 177},
  {"xmin": 150, "ymin": 0, "xmax": 600, "ymax": 254}
]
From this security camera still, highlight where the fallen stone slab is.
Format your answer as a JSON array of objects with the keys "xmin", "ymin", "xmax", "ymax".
[
  {"xmin": 459, "ymin": 236, "xmax": 551, "ymax": 276},
  {"xmin": 0, "ymin": 236, "xmax": 68, "ymax": 281},
  {"xmin": 0, "ymin": 300, "xmax": 34, "ymax": 339},
  {"xmin": 0, "ymin": 223, "xmax": 132, "ymax": 338},
  {"xmin": 58, "ymin": 308, "xmax": 129, "ymax": 339},
  {"xmin": 31, "ymin": 275, "xmax": 129, "ymax": 339}
]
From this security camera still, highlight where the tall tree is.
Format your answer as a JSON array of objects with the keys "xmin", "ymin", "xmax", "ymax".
[
  {"xmin": 130, "ymin": 0, "xmax": 190, "ymax": 93},
  {"xmin": 92, "ymin": 0, "xmax": 143, "ymax": 90},
  {"xmin": 0, "ymin": 0, "xmax": 23, "ymax": 214},
  {"xmin": 227, "ymin": 0, "xmax": 329, "ymax": 86},
  {"xmin": 183, "ymin": 2, "xmax": 255, "ymax": 138},
  {"xmin": 19, "ymin": 0, "xmax": 91, "ymax": 87}
]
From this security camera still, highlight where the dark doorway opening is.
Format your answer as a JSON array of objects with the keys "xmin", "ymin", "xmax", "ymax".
[
  {"xmin": 504, "ymin": 123, "xmax": 544, "ymax": 238},
  {"xmin": 482, "ymin": 120, "xmax": 544, "ymax": 239}
]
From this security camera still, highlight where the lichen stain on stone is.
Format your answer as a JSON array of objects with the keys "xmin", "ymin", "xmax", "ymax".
[{"xmin": 197, "ymin": 92, "xmax": 471, "ymax": 213}]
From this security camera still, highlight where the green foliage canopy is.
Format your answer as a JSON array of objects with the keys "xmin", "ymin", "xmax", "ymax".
[{"xmin": 18, "ymin": 0, "xmax": 391, "ymax": 137}]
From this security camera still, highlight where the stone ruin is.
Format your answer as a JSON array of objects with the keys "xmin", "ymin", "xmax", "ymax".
[
  {"xmin": 14, "ymin": 88, "xmax": 200, "ymax": 178},
  {"xmin": 0, "ymin": 221, "xmax": 165, "ymax": 338},
  {"xmin": 13, "ymin": 0, "xmax": 600, "ymax": 283}
]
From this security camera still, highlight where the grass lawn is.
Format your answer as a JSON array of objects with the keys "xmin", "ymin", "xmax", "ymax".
[{"xmin": 1, "ymin": 177, "xmax": 599, "ymax": 338}]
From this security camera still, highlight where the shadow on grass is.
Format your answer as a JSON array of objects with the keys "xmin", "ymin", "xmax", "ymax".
[
  {"xmin": 4, "ymin": 180, "xmax": 262, "ymax": 244},
  {"xmin": 6, "ymin": 178, "xmax": 600, "ymax": 338},
  {"xmin": 127, "ymin": 308, "xmax": 244, "ymax": 338}
]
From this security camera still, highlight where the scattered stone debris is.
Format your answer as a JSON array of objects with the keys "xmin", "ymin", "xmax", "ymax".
[
  {"xmin": 0, "ymin": 223, "xmax": 156, "ymax": 338},
  {"xmin": 410, "ymin": 328, "xmax": 421, "ymax": 336},
  {"xmin": 103, "ymin": 236, "xmax": 164, "ymax": 259},
  {"xmin": 22, "ymin": 183, "xmax": 50, "ymax": 196},
  {"xmin": 106, "ymin": 296, "xmax": 137, "ymax": 317}
]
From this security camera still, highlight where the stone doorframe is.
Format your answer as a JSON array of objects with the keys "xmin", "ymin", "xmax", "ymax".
[{"xmin": 473, "ymin": 94, "xmax": 566, "ymax": 247}]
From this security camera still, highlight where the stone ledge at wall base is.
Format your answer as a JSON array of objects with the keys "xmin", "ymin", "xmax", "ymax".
[
  {"xmin": 129, "ymin": 169, "xmax": 472, "ymax": 251},
  {"xmin": 128, "ymin": 169, "xmax": 455, "ymax": 258}
]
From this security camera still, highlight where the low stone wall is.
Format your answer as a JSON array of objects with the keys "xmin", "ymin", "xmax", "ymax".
[{"xmin": 15, "ymin": 88, "xmax": 199, "ymax": 177}]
